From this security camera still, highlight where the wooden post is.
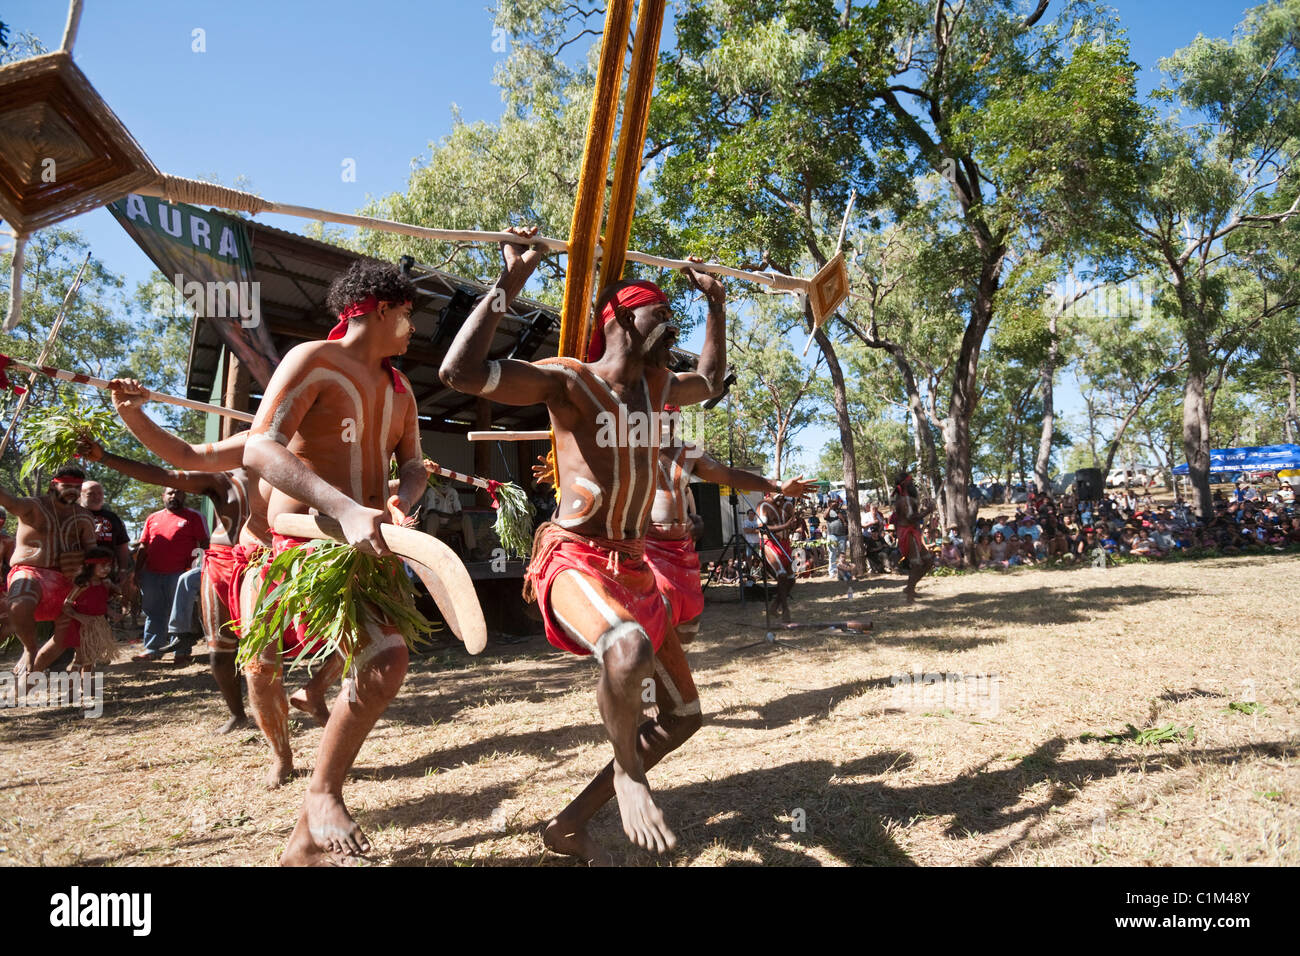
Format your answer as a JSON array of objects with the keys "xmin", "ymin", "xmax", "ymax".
[
  {"xmin": 222, "ymin": 349, "xmax": 250, "ymax": 438},
  {"xmin": 474, "ymin": 399, "xmax": 492, "ymax": 507}
]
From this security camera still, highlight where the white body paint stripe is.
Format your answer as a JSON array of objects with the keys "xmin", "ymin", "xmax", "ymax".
[
  {"xmin": 593, "ymin": 620, "xmax": 648, "ymax": 665},
  {"xmin": 264, "ymin": 366, "xmax": 366, "ymax": 500}
]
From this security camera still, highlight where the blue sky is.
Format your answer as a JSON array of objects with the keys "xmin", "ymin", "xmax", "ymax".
[{"xmin": 2, "ymin": 0, "xmax": 1261, "ymax": 473}]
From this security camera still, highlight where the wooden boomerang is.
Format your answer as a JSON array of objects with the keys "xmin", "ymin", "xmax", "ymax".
[{"xmin": 273, "ymin": 513, "xmax": 488, "ymax": 655}]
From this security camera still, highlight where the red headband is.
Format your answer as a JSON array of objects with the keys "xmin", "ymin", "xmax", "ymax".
[
  {"xmin": 52, "ymin": 476, "xmax": 84, "ymax": 486},
  {"xmin": 84, "ymin": 556, "xmax": 112, "ymax": 565},
  {"xmin": 327, "ymin": 297, "xmax": 409, "ymax": 394},
  {"xmin": 588, "ymin": 280, "xmax": 669, "ymax": 362}
]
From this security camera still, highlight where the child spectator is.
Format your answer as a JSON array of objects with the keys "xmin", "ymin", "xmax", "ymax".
[
  {"xmin": 836, "ymin": 551, "xmax": 855, "ymax": 599},
  {"xmin": 64, "ymin": 546, "xmax": 121, "ymax": 671}
]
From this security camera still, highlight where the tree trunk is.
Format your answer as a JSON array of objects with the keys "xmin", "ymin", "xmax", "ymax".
[
  {"xmin": 813, "ymin": 323, "xmax": 865, "ymax": 573},
  {"xmin": 1286, "ymin": 368, "xmax": 1298, "ymax": 444},
  {"xmin": 1183, "ymin": 361, "xmax": 1214, "ymax": 520},
  {"xmin": 889, "ymin": 350, "xmax": 944, "ymax": 523},
  {"xmin": 1033, "ymin": 315, "xmax": 1058, "ymax": 493},
  {"xmin": 942, "ymin": 254, "xmax": 1003, "ymax": 547}
]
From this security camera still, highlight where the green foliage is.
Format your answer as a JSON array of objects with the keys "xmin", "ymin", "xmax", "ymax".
[
  {"xmin": 238, "ymin": 545, "xmax": 436, "ymax": 676},
  {"xmin": 490, "ymin": 480, "xmax": 536, "ymax": 557},
  {"xmin": 1081, "ymin": 722, "xmax": 1195, "ymax": 745},
  {"xmin": 19, "ymin": 395, "xmax": 120, "ymax": 484},
  {"xmin": 726, "ymin": 301, "xmax": 824, "ymax": 479},
  {"xmin": 1227, "ymin": 700, "xmax": 1265, "ymax": 716}
]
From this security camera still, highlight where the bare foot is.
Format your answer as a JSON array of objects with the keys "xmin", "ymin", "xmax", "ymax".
[
  {"xmin": 904, "ymin": 588, "xmax": 917, "ymax": 604},
  {"xmin": 12, "ymin": 652, "xmax": 30, "ymax": 678},
  {"xmin": 288, "ymin": 687, "xmax": 332, "ymax": 728},
  {"xmin": 280, "ymin": 812, "xmax": 345, "ymax": 867},
  {"xmin": 543, "ymin": 818, "xmax": 616, "ymax": 866},
  {"xmin": 218, "ymin": 713, "xmax": 249, "ymax": 735},
  {"xmin": 265, "ymin": 753, "xmax": 293, "ymax": 789},
  {"xmin": 302, "ymin": 790, "xmax": 370, "ymax": 857},
  {"xmin": 612, "ymin": 766, "xmax": 676, "ymax": 854}
]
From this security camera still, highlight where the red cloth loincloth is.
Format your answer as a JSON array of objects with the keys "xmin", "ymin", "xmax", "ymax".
[
  {"xmin": 763, "ymin": 536, "xmax": 793, "ymax": 576},
  {"xmin": 202, "ymin": 542, "xmax": 260, "ymax": 629},
  {"xmin": 6, "ymin": 564, "xmax": 72, "ymax": 622},
  {"xmin": 895, "ymin": 523, "xmax": 925, "ymax": 558},
  {"xmin": 645, "ymin": 535, "xmax": 705, "ymax": 627},
  {"xmin": 524, "ymin": 523, "xmax": 668, "ymax": 657},
  {"xmin": 260, "ymin": 534, "xmax": 324, "ymax": 659}
]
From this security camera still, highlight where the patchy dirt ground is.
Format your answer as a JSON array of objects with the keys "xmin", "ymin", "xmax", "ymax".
[{"xmin": 2, "ymin": 552, "xmax": 1297, "ymax": 866}]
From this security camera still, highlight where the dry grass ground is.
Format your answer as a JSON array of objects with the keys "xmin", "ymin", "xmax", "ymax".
[{"xmin": 2, "ymin": 552, "xmax": 1297, "ymax": 867}]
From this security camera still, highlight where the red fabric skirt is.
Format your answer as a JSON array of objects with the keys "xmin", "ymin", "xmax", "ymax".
[
  {"xmin": 896, "ymin": 524, "xmax": 926, "ymax": 558},
  {"xmin": 203, "ymin": 542, "xmax": 259, "ymax": 629},
  {"xmin": 645, "ymin": 535, "xmax": 705, "ymax": 627},
  {"xmin": 763, "ymin": 536, "xmax": 793, "ymax": 576},
  {"xmin": 6, "ymin": 565, "xmax": 72, "ymax": 622},
  {"xmin": 525, "ymin": 525, "xmax": 668, "ymax": 658}
]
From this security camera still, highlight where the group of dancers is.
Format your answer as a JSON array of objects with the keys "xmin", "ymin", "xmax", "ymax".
[{"xmin": 3, "ymin": 226, "xmax": 931, "ymax": 865}]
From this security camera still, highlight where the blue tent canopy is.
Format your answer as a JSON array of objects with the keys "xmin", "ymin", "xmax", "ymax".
[{"xmin": 1172, "ymin": 444, "xmax": 1300, "ymax": 475}]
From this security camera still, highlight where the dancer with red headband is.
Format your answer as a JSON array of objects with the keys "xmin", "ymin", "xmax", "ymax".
[
  {"xmin": 0, "ymin": 465, "xmax": 96, "ymax": 678},
  {"xmin": 756, "ymin": 491, "xmax": 803, "ymax": 621},
  {"xmin": 244, "ymin": 259, "xmax": 427, "ymax": 865},
  {"xmin": 529, "ymin": 407, "xmax": 813, "ymax": 862},
  {"xmin": 891, "ymin": 470, "xmax": 934, "ymax": 603},
  {"xmin": 441, "ymin": 226, "xmax": 727, "ymax": 864}
]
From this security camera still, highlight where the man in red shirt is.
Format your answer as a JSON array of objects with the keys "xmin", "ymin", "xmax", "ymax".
[{"xmin": 134, "ymin": 488, "xmax": 209, "ymax": 662}]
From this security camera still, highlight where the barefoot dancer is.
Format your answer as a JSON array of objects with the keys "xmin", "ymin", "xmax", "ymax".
[
  {"xmin": 757, "ymin": 492, "xmax": 801, "ymax": 622},
  {"xmin": 530, "ymin": 411, "xmax": 811, "ymax": 863},
  {"xmin": 1, "ymin": 466, "xmax": 96, "ymax": 677},
  {"xmin": 440, "ymin": 227, "xmax": 727, "ymax": 861},
  {"xmin": 244, "ymin": 260, "xmax": 426, "ymax": 862},
  {"xmin": 892, "ymin": 471, "xmax": 934, "ymax": 602}
]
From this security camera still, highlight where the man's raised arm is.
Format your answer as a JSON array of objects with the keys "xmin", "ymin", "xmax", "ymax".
[
  {"xmin": 667, "ymin": 265, "xmax": 727, "ymax": 407},
  {"xmin": 693, "ymin": 451, "xmax": 814, "ymax": 500},
  {"xmin": 439, "ymin": 226, "xmax": 564, "ymax": 406},
  {"xmin": 108, "ymin": 378, "xmax": 247, "ymax": 472},
  {"xmin": 77, "ymin": 437, "xmax": 224, "ymax": 499},
  {"xmin": 0, "ymin": 482, "xmax": 35, "ymax": 519}
]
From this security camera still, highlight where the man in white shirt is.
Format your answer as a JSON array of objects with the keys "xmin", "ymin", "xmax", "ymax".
[
  {"xmin": 741, "ymin": 508, "xmax": 760, "ymax": 554},
  {"xmin": 423, "ymin": 479, "xmax": 477, "ymax": 554}
]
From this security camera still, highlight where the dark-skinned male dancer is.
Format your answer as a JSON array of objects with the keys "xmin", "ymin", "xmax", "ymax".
[{"xmin": 440, "ymin": 227, "xmax": 726, "ymax": 863}]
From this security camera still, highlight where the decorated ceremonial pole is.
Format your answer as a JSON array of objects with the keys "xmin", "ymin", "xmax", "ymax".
[
  {"xmin": 0, "ymin": 353, "xmax": 255, "ymax": 423},
  {"xmin": 423, "ymin": 460, "xmax": 535, "ymax": 558},
  {"xmin": 128, "ymin": 176, "xmax": 844, "ymax": 311}
]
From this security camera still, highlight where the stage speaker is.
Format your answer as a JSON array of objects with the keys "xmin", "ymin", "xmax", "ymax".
[
  {"xmin": 692, "ymin": 482, "xmax": 724, "ymax": 550},
  {"xmin": 1075, "ymin": 467, "xmax": 1103, "ymax": 500}
]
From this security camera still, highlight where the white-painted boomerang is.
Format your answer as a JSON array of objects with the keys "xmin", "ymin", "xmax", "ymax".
[{"xmin": 272, "ymin": 512, "xmax": 488, "ymax": 655}]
